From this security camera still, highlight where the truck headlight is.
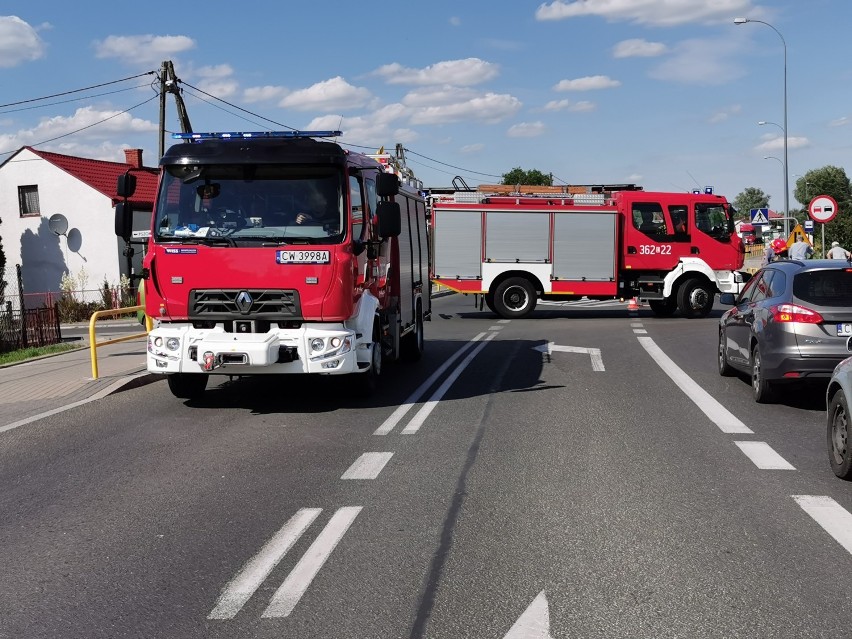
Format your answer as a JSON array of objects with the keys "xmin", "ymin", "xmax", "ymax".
[
  {"xmin": 166, "ymin": 337, "xmax": 180, "ymax": 351},
  {"xmin": 310, "ymin": 337, "xmax": 325, "ymax": 352}
]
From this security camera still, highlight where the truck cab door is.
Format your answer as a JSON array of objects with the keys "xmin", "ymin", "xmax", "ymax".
[{"xmin": 623, "ymin": 200, "xmax": 681, "ymax": 271}]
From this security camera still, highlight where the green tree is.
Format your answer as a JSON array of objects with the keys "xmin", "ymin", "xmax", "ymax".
[
  {"xmin": 732, "ymin": 187, "xmax": 770, "ymax": 221},
  {"xmin": 501, "ymin": 167, "xmax": 552, "ymax": 186},
  {"xmin": 795, "ymin": 166, "xmax": 852, "ymax": 251}
]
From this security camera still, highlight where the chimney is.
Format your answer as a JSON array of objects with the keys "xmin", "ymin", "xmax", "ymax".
[{"xmin": 123, "ymin": 148, "xmax": 143, "ymax": 168}]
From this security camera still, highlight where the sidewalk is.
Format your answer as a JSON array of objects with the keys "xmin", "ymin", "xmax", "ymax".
[{"xmin": 0, "ymin": 324, "xmax": 158, "ymax": 433}]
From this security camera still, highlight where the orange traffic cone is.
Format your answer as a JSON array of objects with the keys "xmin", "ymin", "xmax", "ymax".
[{"xmin": 628, "ymin": 297, "xmax": 639, "ymax": 311}]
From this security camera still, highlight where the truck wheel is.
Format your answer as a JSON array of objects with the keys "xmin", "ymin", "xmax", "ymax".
[
  {"xmin": 677, "ymin": 278, "xmax": 714, "ymax": 318},
  {"xmin": 484, "ymin": 291, "xmax": 496, "ymax": 314},
  {"xmin": 492, "ymin": 277, "xmax": 537, "ymax": 319},
  {"xmin": 649, "ymin": 298, "xmax": 677, "ymax": 317},
  {"xmin": 751, "ymin": 344, "xmax": 775, "ymax": 403},
  {"xmin": 167, "ymin": 373, "xmax": 208, "ymax": 399},
  {"xmin": 358, "ymin": 321, "xmax": 383, "ymax": 395},
  {"xmin": 401, "ymin": 301, "xmax": 424, "ymax": 362}
]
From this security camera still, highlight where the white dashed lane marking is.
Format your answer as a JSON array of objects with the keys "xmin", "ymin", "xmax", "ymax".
[
  {"xmin": 341, "ymin": 453, "xmax": 394, "ymax": 480},
  {"xmin": 734, "ymin": 441, "xmax": 796, "ymax": 470}
]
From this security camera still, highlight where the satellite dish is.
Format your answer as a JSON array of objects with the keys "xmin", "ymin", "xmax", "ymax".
[
  {"xmin": 48, "ymin": 213, "xmax": 68, "ymax": 236},
  {"xmin": 67, "ymin": 228, "xmax": 83, "ymax": 253}
]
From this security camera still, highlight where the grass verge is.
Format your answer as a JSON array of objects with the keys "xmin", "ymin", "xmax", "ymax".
[{"xmin": 0, "ymin": 342, "xmax": 83, "ymax": 367}]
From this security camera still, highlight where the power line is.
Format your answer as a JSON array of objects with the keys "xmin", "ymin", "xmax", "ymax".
[
  {"xmin": 402, "ymin": 147, "xmax": 503, "ymax": 179},
  {"xmin": 178, "ymin": 80, "xmax": 297, "ymax": 131},
  {"xmin": 179, "ymin": 87, "xmax": 279, "ymax": 132},
  {"xmin": 0, "ymin": 83, "xmax": 153, "ymax": 115},
  {"xmin": 0, "ymin": 94, "xmax": 160, "ymax": 157},
  {"xmin": 0, "ymin": 71, "xmax": 156, "ymax": 109}
]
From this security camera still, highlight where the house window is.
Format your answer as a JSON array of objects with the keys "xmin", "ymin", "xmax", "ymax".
[{"xmin": 18, "ymin": 185, "xmax": 40, "ymax": 217}]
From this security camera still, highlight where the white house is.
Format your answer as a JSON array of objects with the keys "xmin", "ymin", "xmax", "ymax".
[{"xmin": 0, "ymin": 147, "xmax": 157, "ymax": 307}]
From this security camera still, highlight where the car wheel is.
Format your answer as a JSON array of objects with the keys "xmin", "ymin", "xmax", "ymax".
[
  {"xmin": 167, "ymin": 373, "xmax": 208, "ymax": 399},
  {"xmin": 492, "ymin": 277, "xmax": 537, "ymax": 319},
  {"xmin": 649, "ymin": 298, "xmax": 678, "ymax": 317},
  {"xmin": 828, "ymin": 389, "xmax": 852, "ymax": 480},
  {"xmin": 677, "ymin": 278, "xmax": 715, "ymax": 319},
  {"xmin": 718, "ymin": 330, "xmax": 734, "ymax": 377},
  {"xmin": 751, "ymin": 344, "xmax": 774, "ymax": 403}
]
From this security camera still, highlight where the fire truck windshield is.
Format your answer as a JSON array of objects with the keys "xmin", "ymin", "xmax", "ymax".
[{"xmin": 153, "ymin": 165, "xmax": 345, "ymax": 244}]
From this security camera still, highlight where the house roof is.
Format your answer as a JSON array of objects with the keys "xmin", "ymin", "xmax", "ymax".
[{"xmin": 23, "ymin": 146, "xmax": 159, "ymax": 209}]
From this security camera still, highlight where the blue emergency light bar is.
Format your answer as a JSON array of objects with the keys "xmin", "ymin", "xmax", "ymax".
[{"xmin": 172, "ymin": 130, "xmax": 342, "ymax": 140}]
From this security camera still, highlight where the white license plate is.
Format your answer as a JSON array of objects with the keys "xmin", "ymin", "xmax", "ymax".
[
  {"xmin": 276, "ymin": 250, "xmax": 330, "ymax": 264},
  {"xmin": 837, "ymin": 323, "xmax": 852, "ymax": 336}
]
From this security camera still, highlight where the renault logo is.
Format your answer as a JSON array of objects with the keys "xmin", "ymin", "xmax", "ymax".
[{"xmin": 235, "ymin": 291, "xmax": 253, "ymax": 313}]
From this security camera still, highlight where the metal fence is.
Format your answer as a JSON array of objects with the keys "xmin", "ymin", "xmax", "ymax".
[{"xmin": 0, "ymin": 264, "xmax": 63, "ymax": 354}]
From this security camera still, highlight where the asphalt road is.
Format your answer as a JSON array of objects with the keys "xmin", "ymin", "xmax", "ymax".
[{"xmin": 2, "ymin": 294, "xmax": 849, "ymax": 638}]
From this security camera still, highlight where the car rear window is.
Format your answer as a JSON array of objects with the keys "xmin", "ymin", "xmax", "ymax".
[{"xmin": 793, "ymin": 269, "xmax": 852, "ymax": 307}]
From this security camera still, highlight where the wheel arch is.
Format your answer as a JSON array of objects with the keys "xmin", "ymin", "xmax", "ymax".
[{"xmin": 487, "ymin": 270, "xmax": 545, "ymax": 297}]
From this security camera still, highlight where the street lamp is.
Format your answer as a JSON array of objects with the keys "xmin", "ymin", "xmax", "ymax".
[
  {"xmin": 735, "ymin": 17, "xmax": 789, "ymax": 237},
  {"xmin": 764, "ymin": 156, "xmax": 785, "ymax": 235}
]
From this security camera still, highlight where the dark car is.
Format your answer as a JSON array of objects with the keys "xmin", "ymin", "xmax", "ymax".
[{"xmin": 718, "ymin": 259, "xmax": 852, "ymax": 402}]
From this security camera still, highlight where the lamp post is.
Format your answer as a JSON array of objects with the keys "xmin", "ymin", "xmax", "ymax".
[
  {"xmin": 764, "ymin": 156, "xmax": 785, "ymax": 238},
  {"xmin": 735, "ymin": 17, "xmax": 789, "ymax": 238}
]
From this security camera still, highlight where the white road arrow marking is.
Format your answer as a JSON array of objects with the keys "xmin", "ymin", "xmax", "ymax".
[
  {"xmin": 504, "ymin": 591, "xmax": 554, "ymax": 639},
  {"xmin": 533, "ymin": 342, "xmax": 605, "ymax": 371}
]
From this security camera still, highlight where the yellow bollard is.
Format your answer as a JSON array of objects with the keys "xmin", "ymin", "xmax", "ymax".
[{"xmin": 88, "ymin": 305, "xmax": 148, "ymax": 379}]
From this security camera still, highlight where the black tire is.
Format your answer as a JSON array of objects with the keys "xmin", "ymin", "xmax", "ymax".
[
  {"xmin": 484, "ymin": 291, "xmax": 497, "ymax": 315},
  {"xmin": 718, "ymin": 330, "xmax": 735, "ymax": 377},
  {"xmin": 401, "ymin": 301, "xmax": 424, "ymax": 362},
  {"xmin": 649, "ymin": 298, "xmax": 678, "ymax": 317},
  {"xmin": 492, "ymin": 277, "xmax": 537, "ymax": 319},
  {"xmin": 750, "ymin": 344, "xmax": 774, "ymax": 403},
  {"xmin": 677, "ymin": 278, "xmax": 715, "ymax": 319},
  {"xmin": 828, "ymin": 388, "xmax": 852, "ymax": 479},
  {"xmin": 167, "ymin": 373, "xmax": 208, "ymax": 399},
  {"xmin": 357, "ymin": 320, "xmax": 383, "ymax": 395}
]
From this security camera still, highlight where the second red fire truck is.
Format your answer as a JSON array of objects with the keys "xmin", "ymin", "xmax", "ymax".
[{"xmin": 429, "ymin": 184, "xmax": 747, "ymax": 319}]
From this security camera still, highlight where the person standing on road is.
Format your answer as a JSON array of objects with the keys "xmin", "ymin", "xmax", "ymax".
[
  {"xmin": 789, "ymin": 235, "xmax": 814, "ymax": 260},
  {"xmin": 761, "ymin": 242, "xmax": 775, "ymax": 266},
  {"xmin": 827, "ymin": 241, "xmax": 851, "ymax": 260}
]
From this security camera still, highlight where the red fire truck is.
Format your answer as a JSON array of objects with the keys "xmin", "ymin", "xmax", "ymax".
[
  {"xmin": 115, "ymin": 131, "xmax": 430, "ymax": 399},
  {"xmin": 430, "ymin": 184, "xmax": 746, "ymax": 319}
]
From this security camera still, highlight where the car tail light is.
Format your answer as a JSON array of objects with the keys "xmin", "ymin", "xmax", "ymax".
[{"xmin": 770, "ymin": 303, "xmax": 824, "ymax": 324}]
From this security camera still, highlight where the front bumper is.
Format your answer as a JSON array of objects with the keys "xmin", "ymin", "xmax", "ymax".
[{"xmin": 147, "ymin": 323, "xmax": 363, "ymax": 376}]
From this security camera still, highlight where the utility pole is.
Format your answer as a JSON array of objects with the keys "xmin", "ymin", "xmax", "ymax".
[{"xmin": 158, "ymin": 60, "xmax": 193, "ymax": 158}]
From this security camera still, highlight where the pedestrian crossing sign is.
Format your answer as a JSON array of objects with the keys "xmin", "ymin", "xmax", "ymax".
[{"xmin": 750, "ymin": 208, "xmax": 770, "ymax": 225}]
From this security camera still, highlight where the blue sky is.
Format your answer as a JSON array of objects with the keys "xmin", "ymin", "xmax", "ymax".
[{"xmin": 1, "ymin": 1, "xmax": 851, "ymax": 212}]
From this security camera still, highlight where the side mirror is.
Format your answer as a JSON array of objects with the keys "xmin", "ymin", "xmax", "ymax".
[
  {"xmin": 117, "ymin": 173, "xmax": 137, "ymax": 198},
  {"xmin": 376, "ymin": 200, "xmax": 401, "ymax": 238},
  {"xmin": 375, "ymin": 172, "xmax": 399, "ymax": 197},
  {"xmin": 115, "ymin": 201, "xmax": 134, "ymax": 240}
]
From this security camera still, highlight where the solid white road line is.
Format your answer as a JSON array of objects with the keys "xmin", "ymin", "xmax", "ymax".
[
  {"xmin": 734, "ymin": 441, "xmax": 796, "ymax": 470},
  {"xmin": 262, "ymin": 506, "xmax": 363, "ymax": 618},
  {"xmin": 340, "ymin": 452, "xmax": 394, "ymax": 480},
  {"xmin": 401, "ymin": 332, "xmax": 498, "ymax": 434},
  {"xmin": 637, "ymin": 336, "xmax": 754, "ymax": 434},
  {"xmin": 373, "ymin": 332, "xmax": 488, "ymax": 435},
  {"xmin": 793, "ymin": 495, "xmax": 852, "ymax": 555},
  {"xmin": 208, "ymin": 508, "xmax": 322, "ymax": 620}
]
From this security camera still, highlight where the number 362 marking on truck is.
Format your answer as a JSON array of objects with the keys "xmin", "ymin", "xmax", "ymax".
[{"xmin": 638, "ymin": 245, "xmax": 672, "ymax": 255}]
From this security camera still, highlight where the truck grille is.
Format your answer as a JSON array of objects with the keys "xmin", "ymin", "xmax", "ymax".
[{"xmin": 190, "ymin": 289, "xmax": 301, "ymax": 319}]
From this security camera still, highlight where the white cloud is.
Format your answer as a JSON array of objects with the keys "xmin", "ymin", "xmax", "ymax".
[
  {"xmin": 0, "ymin": 16, "xmax": 46, "ymax": 68},
  {"xmin": 303, "ymin": 114, "xmax": 418, "ymax": 148},
  {"xmin": 708, "ymin": 104, "xmax": 741, "ymax": 124},
  {"xmin": 194, "ymin": 64, "xmax": 239, "ymax": 99},
  {"xmin": 94, "ymin": 34, "xmax": 196, "ymax": 66},
  {"xmin": 535, "ymin": 0, "xmax": 759, "ymax": 27},
  {"xmin": 0, "ymin": 106, "xmax": 157, "ymax": 152},
  {"xmin": 450, "ymin": 16, "xmax": 461, "ymax": 26},
  {"xmin": 409, "ymin": 93, "xmax": 522, "ymax": 125},
  {"xmin": 829, "ymin": 117, "xmax": 849, "ymax": 128},
  {"xmin": 243, "ymin": 85, "xmax": 289, "ymax": 104},
  {"xmin": 554, "ymin": 75, "xmax": 620, "ymax": 91},
  {"xmin": 402, "ymin": 86, "xmax": 479, "ymax": 108},
  {"xmin": 543, "ymin": 99, "xmax": 596, "ymax": 112},
  {"xmin": 279, "ymin": 77, "xmax": 372, "ymax": 112},
  {"xmin": 461, "ymin": 143, "xmax": 485, "ymax": 153},
  {"xmin": 613, "ymin": 39, "xmax": 668, "ymax": 58},
  {"xmin": 649, "ymin": 38, "xmax": 743, "ymax": 85},
  {"xmin": 374, "ymin": 58, "xmax": 499, "ymax": 86},
  {"xmin": 507, "ymin": 122, "xmax": 546, "ymax": 138},
  {"xmin": 756, "ymin": 136, "xmax": 809, "ymax": 152}
]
